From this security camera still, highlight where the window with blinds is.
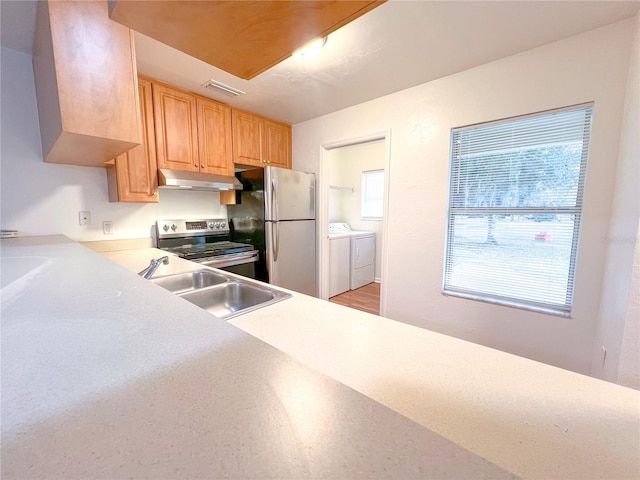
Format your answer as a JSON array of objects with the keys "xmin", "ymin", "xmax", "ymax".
[{"xmin": 443, "ymin": 103, "xmax": 594, "ymax": 315}]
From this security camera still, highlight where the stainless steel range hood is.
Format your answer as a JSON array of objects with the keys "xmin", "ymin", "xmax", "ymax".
[{"xmin": 158, "ymin": 169, "xmax": 242, "ymax": 191}]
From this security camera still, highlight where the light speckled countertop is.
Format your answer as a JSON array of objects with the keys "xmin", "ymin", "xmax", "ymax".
[
  {"xmin": 2, "ymin": 236, "xmax": 516, "ymax": 479},
  {"xmin": 3, "ymin": 237, "xmax": 639, "ymax": 479},
  {"xmin": 107, "ymin": 242, "xmax": 640, "ymax": 480}
]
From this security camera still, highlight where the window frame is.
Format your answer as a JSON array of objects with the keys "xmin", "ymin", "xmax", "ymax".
[
  {"xmin": 361, "ymin": 169, "xmax": 384, "ymax": 221},
  {"xmin": 442, "ymin": 103, "xmax": 594, "ymax": 316}
]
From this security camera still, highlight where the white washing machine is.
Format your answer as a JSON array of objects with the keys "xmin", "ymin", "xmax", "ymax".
[
  {"xmin": 328, "ymin": 235, "xmax": 350, "ymax": 297},
  {"xmin": 328, "ymin": 223, "xmax": 376, "ymax": 291}
]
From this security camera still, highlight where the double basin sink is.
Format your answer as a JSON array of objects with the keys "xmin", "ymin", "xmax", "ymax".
[{"xmin": 151, "ymin": 269, "xmax": 291, "ymax": 320}]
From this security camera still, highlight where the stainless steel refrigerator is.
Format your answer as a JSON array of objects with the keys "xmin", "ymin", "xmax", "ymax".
[{"xmin": 227, "ymin": 166, "xmax": 316, "ymax": 296}]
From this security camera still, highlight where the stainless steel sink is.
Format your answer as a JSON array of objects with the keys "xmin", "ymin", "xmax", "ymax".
[
  {"xmin": 151, "ymin": 269, "xmax": 228, "ymax": 294},
  {"xmin": 150, "ymin": 268, "xmax": 291, "ymax": 320},
  {"xmin": 179, "ymin": 282, "xmax": 289, "ymax": 320}
]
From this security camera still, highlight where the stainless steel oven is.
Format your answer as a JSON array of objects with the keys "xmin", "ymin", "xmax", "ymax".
[{"xmin": 156, "ymin": 219, "xmax": 258, "ymax": 279}]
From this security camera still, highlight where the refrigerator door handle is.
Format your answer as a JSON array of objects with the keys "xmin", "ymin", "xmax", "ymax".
[
  {"xmin": 270, "ymin": 178, "xmax": 280, "ymax": 262},
  {"xmin": 271, "ymin": 178, "xmax": 279, "ymax": 222},
  {"xmin": 272, "ymin": 221, "xmax": 280, "ymax": 262}
]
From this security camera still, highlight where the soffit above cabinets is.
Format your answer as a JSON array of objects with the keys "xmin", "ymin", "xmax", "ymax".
[{"xmin": 108, "ymin": 0, "xmax": 386, "ymax": 80}]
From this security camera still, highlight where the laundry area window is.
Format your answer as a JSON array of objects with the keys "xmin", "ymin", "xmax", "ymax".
[
  {"xmin": 443, "ymin": 103, "xmax": 594, "ymax": 315},
  {"xmin": 361, "ymin": 169, "xmax": 384, "ymax": 220}
]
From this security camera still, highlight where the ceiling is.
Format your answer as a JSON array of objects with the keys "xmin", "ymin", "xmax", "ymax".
[{"xmin": 2, "ymin": 1, "xmax": 638, "ymax": 125}]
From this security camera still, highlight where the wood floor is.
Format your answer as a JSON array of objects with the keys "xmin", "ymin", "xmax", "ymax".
[{"xmin": 329, "ymin": 282, "xmax": 381, "ymax": 315}]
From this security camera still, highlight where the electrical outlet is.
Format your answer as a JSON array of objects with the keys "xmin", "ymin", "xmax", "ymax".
[
  {"xmin": 103, "ymin": 221, "xmax": 114, "ymax": 235},
  {"xmin": 79, "ymin": 211, "xmax": 91, "ymax": 226}
]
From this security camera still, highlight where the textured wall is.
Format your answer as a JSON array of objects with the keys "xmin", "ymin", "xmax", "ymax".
[
  {"xmin": 590, "ymin": 15, "xmax": 640, "ymax": 385},
  {"xmin": 293, "ymin": 19, "xmax": 636, "ymax": 374},
  {"xmin": 617, "ymin": 224, "xmax": 640, "ymax": 389},
  {"xmin": 0, "ymin": 47, "xmax": 226, "ymax": 242}
]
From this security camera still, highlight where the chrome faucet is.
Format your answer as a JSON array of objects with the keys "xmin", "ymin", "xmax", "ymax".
[{"xmin": 138, "ymin": 256, "xmax": 169, "ymax": 279}]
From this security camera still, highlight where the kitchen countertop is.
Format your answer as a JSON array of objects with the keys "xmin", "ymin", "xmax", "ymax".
[
  {"xmin": 231, "ymin": 299, "xmax": 640, "ymax": 480},
  {"xmin": 1, "ymin": 236, "xmax": 516, "ymax": 479},
  {"xmin": 2, "ymin": 237, "xmax": 639, "ymax": 479},
  {"xmin": 102, "ymin": 246, "xmax": 193, "ymax": 275},
  {"xmin": 107, "ymin": 244, "xmax": 640, "ymax": 480}
]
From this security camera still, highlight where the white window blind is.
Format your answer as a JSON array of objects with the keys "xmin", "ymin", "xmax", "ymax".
[
  {"xmin": 361, "ymin": 169, "xmax": 384, "ymax": 220},
  {"xmin": 444, "ymin": 103, "xmax": 593, "ymax": 314}
]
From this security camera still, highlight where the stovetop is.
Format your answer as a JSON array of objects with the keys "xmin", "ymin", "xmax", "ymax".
[{"xmin": 164, "ymin": 241, "xmax": 255, "ymax": 260}]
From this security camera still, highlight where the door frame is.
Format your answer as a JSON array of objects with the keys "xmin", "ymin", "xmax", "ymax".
[{"xmin": 318, "ymin": 130, "xmax": 392, "ymax": 317}]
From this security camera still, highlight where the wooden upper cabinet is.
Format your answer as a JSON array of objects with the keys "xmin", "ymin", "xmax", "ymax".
[
  {"xmin": 33, "ymin": 0, "xmax": 141, "ymax": 167},
  {"xmin": 264, "ymin": 120, "xmax": 292, "ymax": 169},
  {"xmin": 232, "ymin": 110, "xmax": 292, "ymax": 169},
  {"xmin": 109, "ymin": 1, "xmax": 386, "ymax": 80},
  {"xmin": 197, "ymin": 98, "xmax": 234, "ymax": 175},
  {"xmin": 153, "ymin": 81, "xmax": 235, "ymax": 175},
  {"xmin": 107, "ymin": 77, "xmax": 158, "ymax": 203},
  {"xmin": 232, "ymin": 110, "xmax": 264, "ymax": 168},
  {"xmin": 152, "ymin": 83, "xmax": 199, "ymax": 172}
]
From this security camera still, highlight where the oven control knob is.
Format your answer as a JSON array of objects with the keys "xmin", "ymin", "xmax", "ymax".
[
  {"xmin": 162, "ymin": 224, "xmax": 169, "ymax": 232},
  {"xmin": 214, "ymin": 222, "xmax": 221, "ymax": 228},
  {"xmin": 221, "ymin": 221, "xmax": 226, "ymax": 228},
  {"xmin": 207, "ymin": 222, "xmax": 215, "ymax": 229},
  {"xmin": 171, "ymin": 224, "xmax": 177, "ymax": 231}
]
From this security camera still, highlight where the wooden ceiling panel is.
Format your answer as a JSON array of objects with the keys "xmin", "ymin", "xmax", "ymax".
[{"xmin": 109, "ymin": 0, "xmax": 385, "ymax": 80}]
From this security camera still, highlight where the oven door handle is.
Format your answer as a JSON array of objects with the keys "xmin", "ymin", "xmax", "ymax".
[{"xmin": 198, "ymin": 251, "xmax": 258, "ymax": 269}]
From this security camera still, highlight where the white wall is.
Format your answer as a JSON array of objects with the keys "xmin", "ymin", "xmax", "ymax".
[
  {"xmin": 617, "ymin": 224, "xmax": 640, "ymax": 389},
  {"xmin": 591, "ymin": 15, "xmax": 640, "ymax": 386},
  {"xmin": 0, "ymin": 47, "xmax": 226, "ymax": 243},
  {"xmin": 328, "ymin": 141, "xmax": 385, "ymax": 280},
  {"xmin": 292, "ymin": 19, "xmax": 636, "ymax": 374}
]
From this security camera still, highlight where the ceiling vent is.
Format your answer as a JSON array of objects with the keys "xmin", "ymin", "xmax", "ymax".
[{"xmin": 202, "ymin": 79, "xmax": 246, "ymax": 97}]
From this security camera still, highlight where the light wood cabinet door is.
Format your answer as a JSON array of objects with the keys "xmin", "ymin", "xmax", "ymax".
[
  {"xmin": 152, "ymin": 83, "xmax": 199, "ymax": 172},
  {"xmin": 107, "ymin": 78, "xmax": 158, "ymax": 203},
  {"xmin": 231, "ymin": 110, "xmax": 292, "ymax": 169},
  {"xmin": 232, "ymin": 110, "xmax": 264, "ymax": 167},
  {"xmin": 263, "ymin": 120, "xmax": 292, "ymax": 169},
  {"xmin": 197, "ymin": 98, "xmax": 233, "ymax": 175},
  {"xmin": 33, "ymin": 0, "xmax": 140, "ymax": 167}
]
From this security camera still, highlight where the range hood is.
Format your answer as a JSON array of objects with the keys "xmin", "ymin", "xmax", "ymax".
[{"xmin": 158, "ymin": 169, "xmax": 242, "ymax": 191}]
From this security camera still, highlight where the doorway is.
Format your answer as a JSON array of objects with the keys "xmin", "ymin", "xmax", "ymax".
[{"xmin": 319, "ymin": 132, "xmax": 391, "ymax": 317}]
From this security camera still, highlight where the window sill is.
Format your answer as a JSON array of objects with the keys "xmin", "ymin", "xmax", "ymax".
[{"xmin": 442, "ymin": 289, "xmax": 571, "ymax": 318}]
